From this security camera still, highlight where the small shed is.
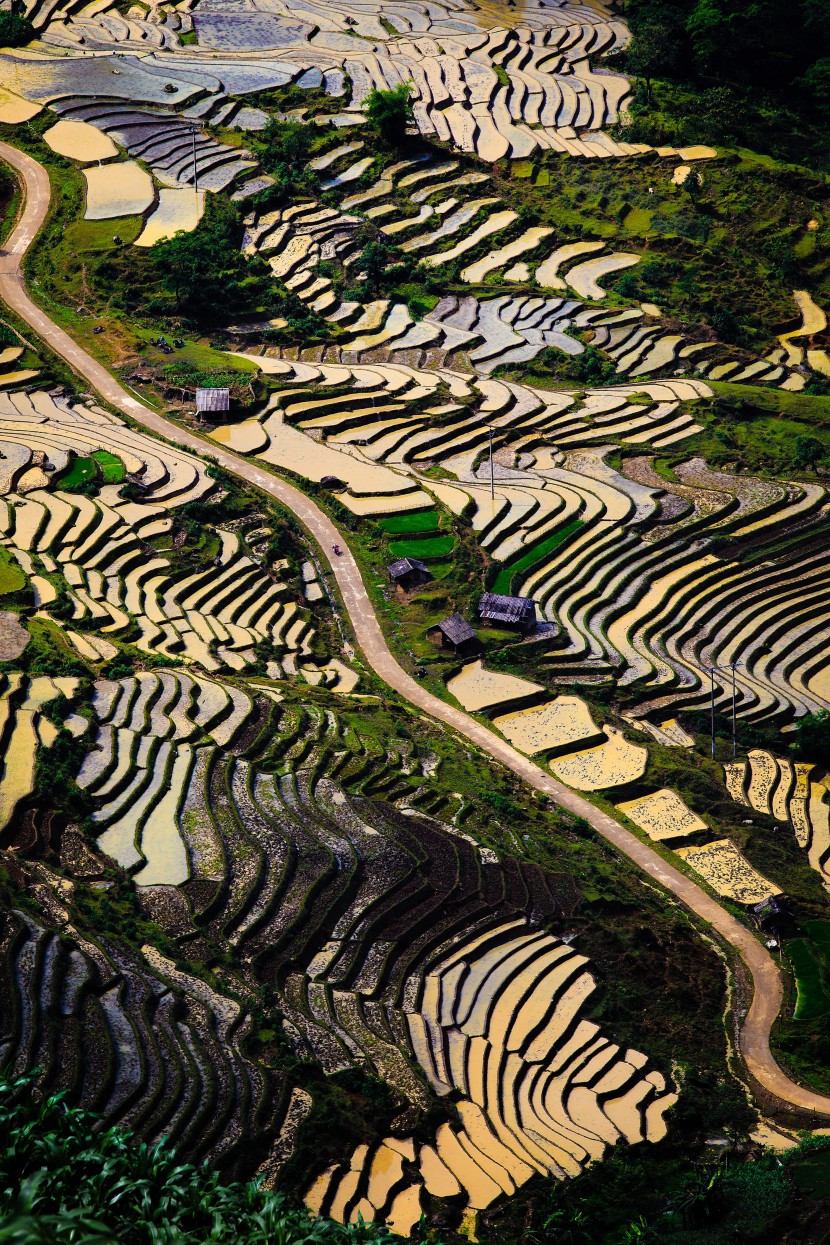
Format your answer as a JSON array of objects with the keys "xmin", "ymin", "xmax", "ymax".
[
  {"xmin": 196, "ymin": 387, "xmax": 230, "ymax": 415},
  {"xmin": 477, "ymin": 591, "xmax": 536, "ymax": 633},
  {"xmin": 388, "ymin": 557, "xmax": 431, "ymax": 590},
  {"xmin": 752, "ymin": 894, "xmax": 793, "ymax": 933},
  {"xmin": 427, "ymin": 612, "xmax": 480, "ymax": 656}
]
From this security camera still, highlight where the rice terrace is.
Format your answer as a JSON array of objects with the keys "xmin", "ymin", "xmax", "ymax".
[{"xmin": 1, "ymin": 0, "xmax": 830, "ymax": 1239}]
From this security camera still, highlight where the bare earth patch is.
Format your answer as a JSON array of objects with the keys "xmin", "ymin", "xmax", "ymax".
[{"xmin": 0, "ymin": 610, "xmax": 28, "ymax": 661}]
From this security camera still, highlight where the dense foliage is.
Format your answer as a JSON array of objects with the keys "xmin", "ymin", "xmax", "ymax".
[
  {"xmin": 623, "ymin": 0, "xmax": 829, "ymax": 92},
  {"xmin": 256, "ymin": 119, "xmax": 317, "ymax": 203},
  {"xmin": 148, "ymin": 195, "xmax": 329, "ymax": 339},
  {"xmin": 0, "ymin": 11, "xmax": 34, "ymax": 46},
  {"xmin": 619, "ymin": 0, "xmax": 830, "ymax": 165},
  {"xmin": 365, "ymin": 84, "xmax": 414, "ymax": 146},
  {"xmin": 792, "ymin": 710, "xmax": 830, "ymax": 765},
  {"xmin": 150, "ymin": 196, "xmax": 271, "ymax": 320},
  {"xmin": 498, "ymin": 1144, "xmax": 792, "ymax": 1243},
  {"xmin": 0, "ymin": 1072, "xmax": 393, "ymax": 1245},
  {"xmin": 508, "ymin": 343, "xmax": 619, "ymax": 386}
]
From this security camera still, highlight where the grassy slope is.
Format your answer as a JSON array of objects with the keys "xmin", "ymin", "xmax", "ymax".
[{"xmin": 500, "ymin": 148, "xmax": 830, "ymax": 354}]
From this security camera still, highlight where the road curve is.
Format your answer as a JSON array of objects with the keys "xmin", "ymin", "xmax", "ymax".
[{"xmin": 0, "ymin": 138, "xmax": 827, "ymax": 1117}]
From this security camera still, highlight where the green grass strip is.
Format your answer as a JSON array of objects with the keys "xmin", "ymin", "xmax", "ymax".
[
  {"xmin": 0, "ymin": 547, "xmax": 25, "ymax": 595},
  {"xmin": 92, "ymin": 450, "xmax": 126, "ymax": 483},
  {"xmin": 788, "ymin": 939, "xmax": 830, "ymax": 1020},
  {"xmin": 379, "ymin": 509, "xmax": 441, "ymax": 534},
  {"xmin": 56, "ymin": 455, "xmax": 97, "ymax": 489},
  {"xmin": 389, "ymin": 534, "xmax": 456, "ymax": 560},
  {"xmin": 492, "ymin": 520, "xmax": 583, "ymax": 595},
  {"xmin": 709, "ymin": 381, "xmax": 830, "ymax": 426}
]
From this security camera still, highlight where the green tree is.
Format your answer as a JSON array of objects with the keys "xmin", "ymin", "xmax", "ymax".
[
  {"xmin": 151, "ymin": 196, "xmax": 272, "ymax": 321},
  {"xmin": 256, "ymin": 118, "xmax": 316, "ymax": 203},
  {"xmin": 626, "ymin": 16, "xmax": 684, "ymax": 98},
  {"xmin": 365, "ymin": 83, "xmax": 414, "ymax": 146},
  {"xmin": 793, "ymin": 435, "xmax": 825, "ymax": 469},
  {"xmin": 262, "ymin": 118, "xmax": 312, "ymax": 166},
  {"xmin": 357, "ymin": 240, "xmax": 391, "ymax": 296},
  {"xmin": 678, "ymin": 166, "xmax": 703, "ymax": 203},
  {"xmin": 792, "ymin": 710, "xmax": 830, "ymax": 763},
  {"xmin": 799, "ymin": 58, "xmax": 830, "ymax": 120},
  {"xmin": 0, "ymin": 10, "xmax": 33, "ymax": 45}
]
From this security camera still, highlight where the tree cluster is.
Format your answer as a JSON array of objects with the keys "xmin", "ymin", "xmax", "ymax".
[
  {"xmin": 150, "ymin": 196, "xmax": 271, "ymax": 320},
  {"xmin": 0, "ymin": 7, "xmax": 33, "ymax": 47},
  {"xmin": 623, "ymin": 0, "xmax": 830, "ymax": 111},
  {"xmin": 149, "ymin": 195, "xmax": 327, "ymax": 337},
  {"xmin": 365, "ymin": 83, "xmax": 414, "ymax": 146}
]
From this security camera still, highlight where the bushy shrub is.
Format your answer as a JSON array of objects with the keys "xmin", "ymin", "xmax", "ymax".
[
  {"xmin": 0, "ymin": 11, "xmax": 33, "ymax": 46},
  {"xmin": 792, "ymin": 710, "xmax": 830, "ymax": 764},
  {"xmin": 365, "ymin": 84, "xmax": 414, "ymax": 146}
]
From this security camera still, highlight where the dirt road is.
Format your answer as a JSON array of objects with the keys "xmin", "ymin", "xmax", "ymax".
[{"xmin": 1, "ymin": 138, "xmax": 827, "ymax": 1116}]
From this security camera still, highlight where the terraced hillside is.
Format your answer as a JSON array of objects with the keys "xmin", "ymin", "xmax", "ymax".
[
  {"xmin": 3, "ymin": 653, "xmax": 744, "ymax": 1234},
  {"xmin": 0, "ymin": 386, "xmax": 328, "ymax": 678},
  {"xmin": 206, "ymin": 355, "xmax": 830, "ymax": 736},
  {"xmin": 1, "ymin": 0, "xmax": 830, "ymax": 1236},
  {"xmin": 235, "ymin": 145, "xmax": 810, "ymax": 390}
]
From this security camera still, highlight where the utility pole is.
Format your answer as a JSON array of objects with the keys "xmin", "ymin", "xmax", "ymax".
[
  {"xmin": 731, "ymin": 661, "xmax": 738, "ymax": 758},
  {"xmin": 489, "ymin": 427, "xmax": 495, "ymax": 501},
  {"xmin": 703, "ymin": 660, "xmax": 742, "ymax": 761},
  {"xmin": 191, "ymin": 126, "xmax": 199, "ymax": 194}
]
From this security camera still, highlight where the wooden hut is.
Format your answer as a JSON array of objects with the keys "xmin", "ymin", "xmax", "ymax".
[
  {"xmin": 477, "ymin": 591, "xmax": 536, "ymax": 634},
  {"xmin": 196, "ymin": 387, "xmax": 230, "ymax": 416},
  {"xmin": 427, "ymin": 612, "xmax": 480, "ymax": 656},
  {"xmin": 388, "ymin": 557, "xmax": 432, "ymax": 590}
]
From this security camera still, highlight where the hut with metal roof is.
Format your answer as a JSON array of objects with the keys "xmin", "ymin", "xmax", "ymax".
[
  {"xmin": 427, "ymin": 612, "xmax": 480, "ymax": 656},
  {"xmin": 387, "ymin": 556, "xmax": 432, "ymax": 590},
  {"xmin": 477, "ymin": 591, "xmax": 537, "ymax": 633},
  {"xmin": 196, "ymin": 387, "xmax": 230, "ymax": 415}
]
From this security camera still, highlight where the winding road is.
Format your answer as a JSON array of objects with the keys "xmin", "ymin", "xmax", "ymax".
[{"xmin": 1, "ymin": 139, "xmax": 828, "ymax": 1117}]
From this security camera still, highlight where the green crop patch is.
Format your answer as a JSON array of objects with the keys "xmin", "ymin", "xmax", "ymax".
[
  {"xmin": 788, "ymin": 939, "xmax": 830, "ymax": 1021},
  {"xmin": 64, "ymin": 216, "xmax": 143, "ymax": 252},
  {"xmin": 92, "ymin": 450, "xmax": 126, "ymax": 483},
  {"xmin": 389, "ymin": 534, "xmax": 456, "ymax": 559},
  {"xmin": 492, "ymin": 520, "xmax": 583, "ymax": 594},
  {"xmin": 0, "ymin": 547, "xmax": 25, "ymax": 596},
  {"xmin": 56, "ymin": 455, "xmax": 98, "ymax": 490},
  {"xmin": 379, "ymin": 509, "xmax": 441, "ymax": 534}
]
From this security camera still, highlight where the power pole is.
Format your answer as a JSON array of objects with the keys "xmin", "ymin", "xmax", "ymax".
[
  {"xmin": 704, "ymin": 660, "xmax": 742, "ymax": 761},
  {"xmin": 489, "ymin": 427, "xmax": 495, "ymax": 501},
  {"xmin": 191, "ymin": 126, "xmax": 199, "ymax": 193},
  {"xmin": 731, "ymin": 662, "xmax": 738, "ymax": 758}
]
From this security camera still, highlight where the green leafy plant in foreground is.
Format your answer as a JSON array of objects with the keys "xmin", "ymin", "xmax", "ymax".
[{"xmin": 0, "ymin": 1071, "xmax": 393, "ymax": 1244}]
